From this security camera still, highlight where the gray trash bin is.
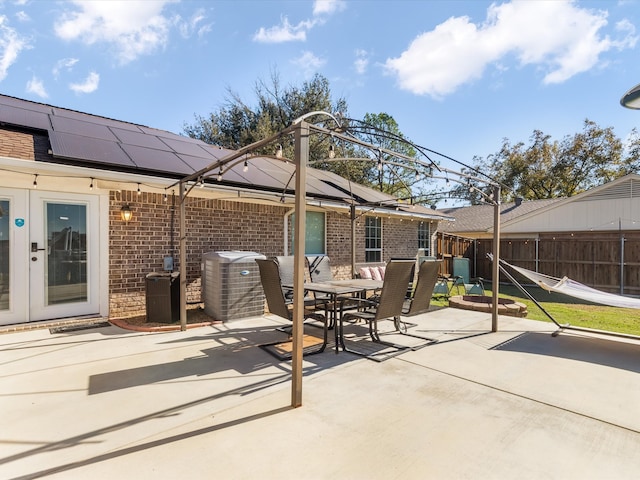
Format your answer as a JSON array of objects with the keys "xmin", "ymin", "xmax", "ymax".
[
  {"xmin": 202, "ymin": 251, "xmax": 265, "ymax": 321},
  {"xmin": 145, "ymin": 272, "xmax": 180, "ymax": 323}
]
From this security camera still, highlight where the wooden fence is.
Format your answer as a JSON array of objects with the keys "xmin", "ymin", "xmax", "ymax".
[{"xmin": 434, "ymin": 231, "xmax": 640, "ymax": 295}]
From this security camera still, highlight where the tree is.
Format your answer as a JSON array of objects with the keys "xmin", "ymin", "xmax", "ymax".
[
  {"xmin": 183, "ymin": 72, "xmax": 430, "ymax": 196},
  {"xmin": 183, "ymin": 71, "xmax": 370, "ymax": 182},
  {"xmin": 347, "ymin": 113, "xmax": 421, "ymax": 198},
  {"xmin": 452, "ymin": 119, "xmax": 640, "ymax": 203}
]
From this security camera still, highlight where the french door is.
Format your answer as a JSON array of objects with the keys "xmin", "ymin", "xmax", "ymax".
[{"xmin": 0, "ymin": 189, "xmax": 100, "ymax": 324}]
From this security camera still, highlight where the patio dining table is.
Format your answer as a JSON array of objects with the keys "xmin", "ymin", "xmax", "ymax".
[{"xmin": 288, "ymin": 279, "xmax": 383, "ymax": 353}]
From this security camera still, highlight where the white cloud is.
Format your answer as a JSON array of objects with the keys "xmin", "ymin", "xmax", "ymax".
[
  {"xmin": 15, "ymin": 11, "xmax": 30, "ymax": 22},
  {"xmin": 313, "ymin": 0, "xmax": 346, "ymax": 16},
  {"xmin": 384, "ymin": 1, "xmax": 638, "ymax": 98},
  {"xmin": 254, "ymin": 0, "xmax": 344, "ymax": 43},
  {"xmin": 69, "ymin": 71, "xmax": 99, "ymax": 93},
  {"xmin": 54, "ymin": 0, "xmax": 174, "ymax": 64},
  {"xmin": 354, "ymin": 49, "xmax": 369, "ymax": 75},
  {"xmin": 52, "ymin": 57, "xmax": 79, "ymax": 78},
  {"xmin": 292, "ymin": 50, "xmax": 326, "ymax": 78},
  {"xmin": 175, "ymin": 8, "xmax": 212, "ymax": 39},
  {"xmin": 26, "ymin": 75, "xmax": 47, "ymax": 98},
  {"xmin": 0, "ymin": 14, "xmax": 30, "ymax": 81},
  {"xmin": 253, "ymin": 17, "xmax": 312, "ymax": 43}
]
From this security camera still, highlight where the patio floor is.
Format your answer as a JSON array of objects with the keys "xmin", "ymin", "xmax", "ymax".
[{"xmin": 2, "ymin": 308, "xmax": 640, "ymax": 479}]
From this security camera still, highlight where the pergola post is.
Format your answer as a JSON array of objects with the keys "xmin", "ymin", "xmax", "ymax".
[
  {"xmin": 179, "ymin": 180, "xmax": 187, "ymax": 331},
  {"xmin": 291, "ymin": 121, "xmax": 309, "ymax": 407},
  {"xmin": 350, "ymin": 204, "xmax": 356, "ymax": 278},
  {"xmin": 491, "ymin": 185, "xmax": 501, "ymax": 332}
]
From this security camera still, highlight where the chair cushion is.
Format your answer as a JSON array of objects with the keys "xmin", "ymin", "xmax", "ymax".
[
  {"xmin": 358, "ymin": 267, "xmax": 373, "ymax": 279},
  {"xmin": 371, "ymin": 266, "xmax": 384, "ymax": 281}
]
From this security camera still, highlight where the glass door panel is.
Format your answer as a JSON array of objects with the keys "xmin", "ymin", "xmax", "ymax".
[
  {"xmin": 45, "ymin": 202, "xmax": 87, "ymax": 305},
  {"xmin": 0, "ymin": 189, "xmax": 27, "ymax": 325},
  {"xmin": 0, "ymin": 200, "xmax": 9, "ymax": 311}
]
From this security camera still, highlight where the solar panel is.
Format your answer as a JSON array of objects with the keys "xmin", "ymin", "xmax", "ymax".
[
  {"xmin": 0, "ymin": 94, "xmax": 415, "ymax": 209},
  {"xmin": 0, "ymin": 104, "xmax": 51, "ymax": 131},
  {"xmin": 111, "ymin": 127, "xmax": 169, "ymax": 150},
  {"xmin": 51, "ymin": 115, "xmax": 119, "ymax": 142},
  {"xmin": 49, "ymin": 131, "xmax": 136, "ymax": 167},
  {"xmin": 51, "ymin": 107, "xmax": 143, "ymax": 132},
  {"xmin": 161, "ymin": 136, "xmax": 218, "ymax": 158},
  {"xmin": 0, "ymin": 95, "xmax": 53, "ymax": 114},
  {"xmin": 120, "ymin": 143, "xmax": 193, "ymax": 174}
]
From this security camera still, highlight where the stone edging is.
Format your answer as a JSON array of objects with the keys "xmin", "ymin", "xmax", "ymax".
[{"xmin": 448, "ymin": 295, "xmax": 528, "ymax": 317}]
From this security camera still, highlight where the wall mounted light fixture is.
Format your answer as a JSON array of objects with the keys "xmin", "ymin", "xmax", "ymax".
[{"xmin": 120, "ymin": 204, "xmax": 133, "ymax": 223}]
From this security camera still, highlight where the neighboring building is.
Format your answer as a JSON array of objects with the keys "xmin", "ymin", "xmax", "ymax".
[
  {"xmin": 438, "ymin": 175, "xmax": 640, "ymax": 295},
  {"xmin": 0, "ymin": 94, "xmax": 452, "ymax": 325}
]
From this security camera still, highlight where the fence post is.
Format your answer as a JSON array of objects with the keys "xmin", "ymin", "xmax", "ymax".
[{"xmin": 621, "ymin": 233, "xmax": 626, "ymax": 295}]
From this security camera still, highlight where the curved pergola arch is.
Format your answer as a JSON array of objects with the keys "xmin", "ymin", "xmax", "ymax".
[{"xmin": 174, "ymin": 112, "xmax": 503, "ymax": 407}]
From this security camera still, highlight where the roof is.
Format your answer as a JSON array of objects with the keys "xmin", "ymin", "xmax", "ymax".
[
  {"xmin": 439, "ymin": 198, "xmax": 562, "ymax": 233},
  {"xmin": 0, "ymin": 94, "xmax": 452, "ymax": 221}
]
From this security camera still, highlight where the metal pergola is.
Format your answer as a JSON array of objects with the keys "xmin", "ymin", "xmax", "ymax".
[{"xmin": 173, "ymin": 113, "xmax": 503, "ymax": 408}]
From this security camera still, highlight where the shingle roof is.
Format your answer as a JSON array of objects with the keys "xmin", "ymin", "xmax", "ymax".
[{"xmin": 439, "ymin": 198, "xmax": 562, "ymax": 233}]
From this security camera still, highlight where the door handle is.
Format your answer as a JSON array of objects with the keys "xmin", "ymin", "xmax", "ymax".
[{"xmin": 31, "ymin": 242, "xmax": 46, "ymax": 253}]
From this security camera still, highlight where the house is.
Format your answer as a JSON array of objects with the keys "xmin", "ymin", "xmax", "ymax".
[
  {"xmin": 438, "ymin": 174, "xmax": 640, "ymax": 295},
  {"xmin": 0, "ymin": 94, "xmax": 452, "ymax": 325}
]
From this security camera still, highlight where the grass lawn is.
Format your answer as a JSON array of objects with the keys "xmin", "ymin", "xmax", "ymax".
[{"xmin": 432, "ymin": 284, "xmax": 640, "ymax": 337}]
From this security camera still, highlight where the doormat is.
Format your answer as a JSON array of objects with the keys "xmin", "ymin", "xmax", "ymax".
[
  {"xmin": 260, "ymin": 333, "xmax": 328, "ymax": 360},
  {"xmin": 50, "ymin": 321, "xmax": 111, "ymax": 334}
]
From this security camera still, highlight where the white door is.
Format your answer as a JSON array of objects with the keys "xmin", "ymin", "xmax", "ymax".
[
  {"xmin": 0, "ymin": 189, "xmax": 100, "ymax": 324},
  {"xmin": 0, "ymin": 189, "xmax": 28, "ymax": 324},
  {"xmin": 29, "ymin": 191, "xmax": 100, "ymax": 321}
]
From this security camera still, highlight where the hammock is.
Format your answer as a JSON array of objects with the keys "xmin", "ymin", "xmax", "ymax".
[{"xmin": 503, "ymin": 260, "xmax": 640, "ymax": 310}]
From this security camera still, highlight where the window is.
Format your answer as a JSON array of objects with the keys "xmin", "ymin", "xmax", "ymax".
[
  {"xmin": 288, "ymin": 211, "xmax": 326, "ymax": 255},
  {"xmin": 364, "ymin": 216, "xmax": 382, "ymax": 262},
  {"xmin": 418, "ymin": 221, "xmax": 431, "ymax": 255}
]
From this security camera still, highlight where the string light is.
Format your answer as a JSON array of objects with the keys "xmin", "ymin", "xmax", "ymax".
[
  {"xmin": 217, "ymin": 169, "xmax": 223, "ymax": 181},
  {"xmin": 137, "ymin": 183, "xmax": 141, "ymax": 195},
  {"xmin": 33, "ymin": 174, "xmax": 38, "ymax": 188},
  {"xmin": 377, "ymin": 158, "xmax": 383, "ymax": 171},
  {"xmin": 275, "ymin": 144, "xmax": 283, "ymax": 158},
  {"xmin": 89, "ymin": 177, "xmax": 94, "ymax": 190},
  {"xmin": 243, "ymin": 160, "xmax": 249, "ymax": 172},
  {"xmin": 164, "ymin": 189, "xmax": 168, "ymax": 202},
  {"xmin": 199, "ymin": 176, "xmax": 205, "ymax": 188},
  {"xmin": 328, "ymin": 144, "xmax": 335, "ymax": 159}
]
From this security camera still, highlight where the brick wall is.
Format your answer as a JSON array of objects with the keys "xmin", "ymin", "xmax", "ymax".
[
  {"xmin": 383, "ymin": 217, "xmax": 419, "ymax": 259},
  {"xmin": 109, "ymin": 191, "xmax": 424, "ymax": 318},
  {"xmin": 109, "ymin": 190, "xmax": 289, "ymax": 318},
  {"xmin": 0, "ymin": 127, "xmax": 51, "ymax": 161}
]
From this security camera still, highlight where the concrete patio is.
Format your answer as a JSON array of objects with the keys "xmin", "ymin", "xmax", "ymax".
[{"xmin": 2, "ymin": 308, "xmax": 640, "ymax": 479}]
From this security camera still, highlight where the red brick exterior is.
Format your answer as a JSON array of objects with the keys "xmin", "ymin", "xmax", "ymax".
[
  {"xmin": 109, "ymin": 190, "xmax": 421, "ymax": 318},
  {"xmin": 0, "ymin": 127, "xmax": 51, "ymax": 161}
]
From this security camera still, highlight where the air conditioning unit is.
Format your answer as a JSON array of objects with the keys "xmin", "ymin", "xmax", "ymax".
[{"xmin": 202, "ymin": 251, "xmax": 266, "ymax": 321}]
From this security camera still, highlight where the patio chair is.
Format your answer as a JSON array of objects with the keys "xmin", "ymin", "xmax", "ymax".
[
  {"xmin": 255, "ymin": 258, "xmax": 328, "ymax": 358},
  {"xmin": 307, "ymin": 255, "xmax": 333, "ymax": 283},
  {"xmin": 452, "ymin": 257, "xmax": 485, "ymax": 295},
  {"xmin": 339, "ymin": 259, "xmax": 414, "ymax": 358},
  {"xmin": 405, "ymin": 259, "xmax": 442, "ymax": 316},
  {"xmin": 391, "ymin": 260, "xmax": 441, "ymax": 345}
]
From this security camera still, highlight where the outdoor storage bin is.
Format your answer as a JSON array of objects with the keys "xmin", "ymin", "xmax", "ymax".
[
  {"xmin": 145, "ymin": 272, "xmax": 180, "ymax": 323},
  {"xmin": 202, "ymin": 251, "xmax": 266, "ymax": 321}
]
